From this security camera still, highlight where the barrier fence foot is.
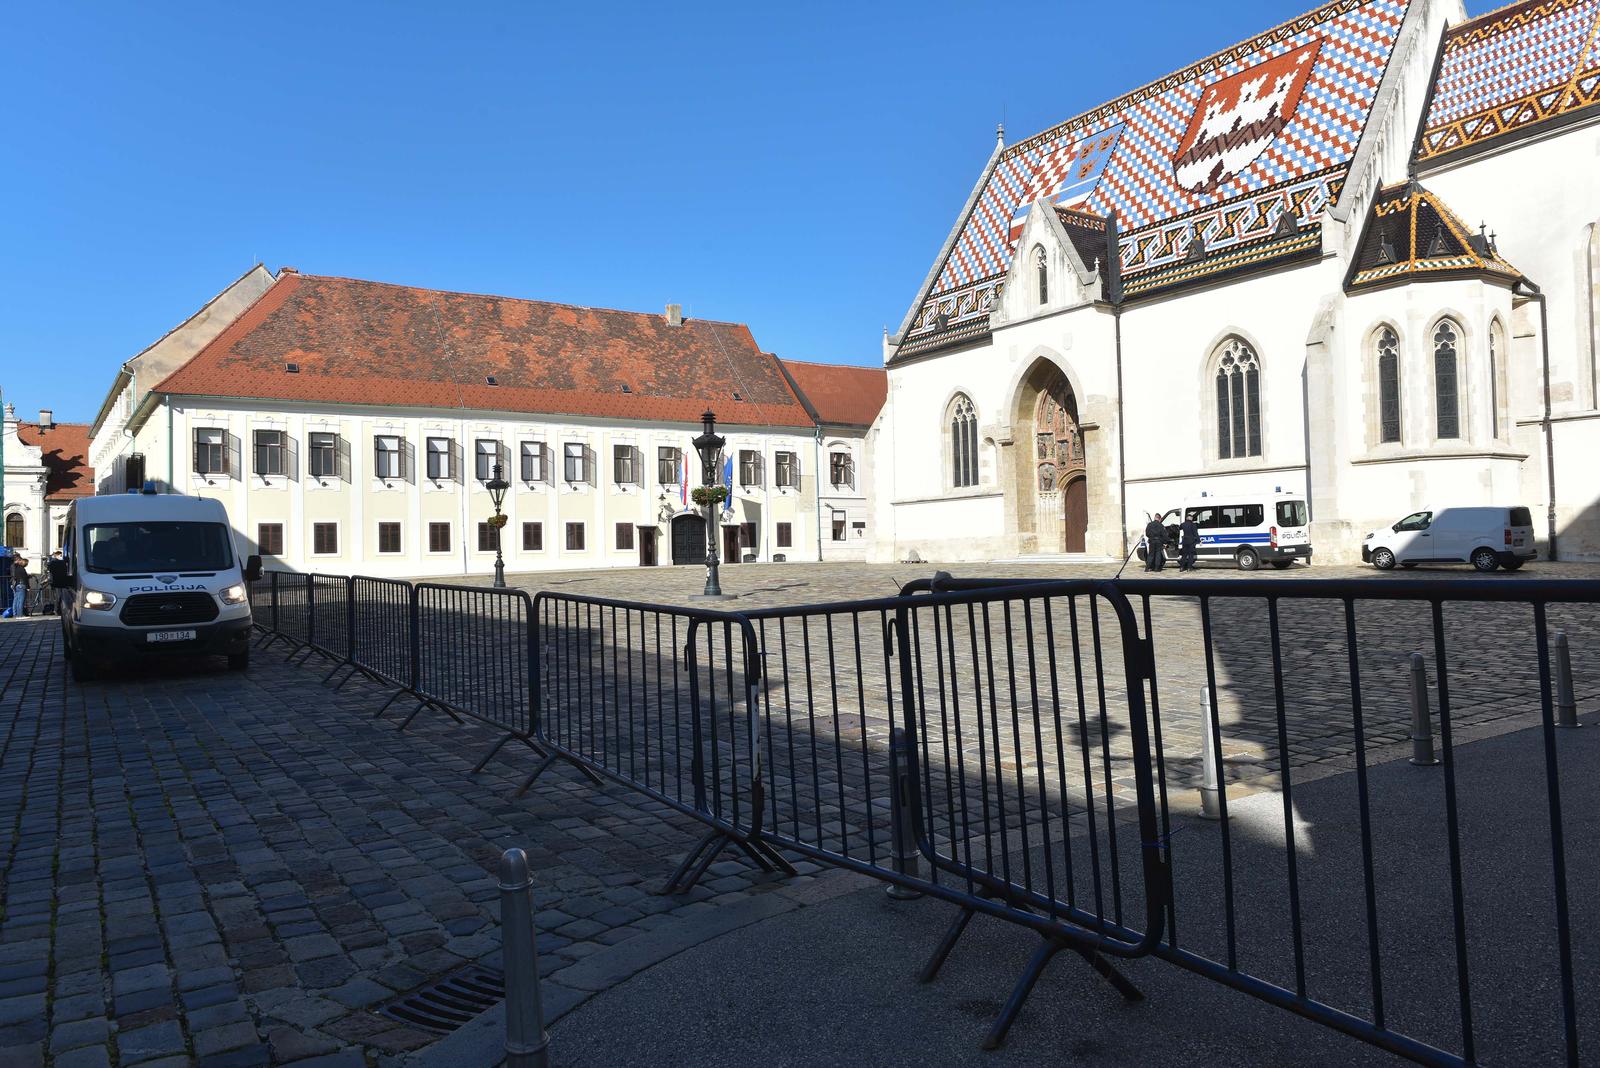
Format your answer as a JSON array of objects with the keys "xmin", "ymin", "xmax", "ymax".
[
  {"xmin": 397, "ymin": 700, "xmax": 428, "ymax": 731},
  {"xmin": 321, "ymin": 660, "xmax": 351, "ymax": 686},
  {"xmin": 920, "ymin": 906, "xmax": 976, "ymax": 983},
  {"xmin": 738, "ymin": 837, "xmax": 797, "ymax": 879},
  {"xmin": 473, "ymin": 733, "xmax": 518, "ymax": 774},
  {"xmin": 1076, "ymin": 946, "xmax": 1143, "ymax": 1003},
  {"xmin": 372, "ymin": 689, "xmax": 408, "ymax": 720},
  {"xmin": 514, "ymin": 753, "xmax": 558, "ymax": 797},
  {"xmin": 982, "ymin": 938, "xmax": 1064, "ymax": 1051},
  {"xmin": 660, "ymin": 829, "xmax": 732, "ymax": 896}
]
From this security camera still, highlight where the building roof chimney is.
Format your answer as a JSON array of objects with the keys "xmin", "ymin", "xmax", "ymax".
[
  {"xmin": 38, "ymin": 408, "xmax": 53, "ymax": 430},
  {"xmin": 278, "ymin": 266, "xmax": 299, "ymax": 275},
  {"xmin": 665, "ymin": 303, "xmax": 683, "ymax": 327}
]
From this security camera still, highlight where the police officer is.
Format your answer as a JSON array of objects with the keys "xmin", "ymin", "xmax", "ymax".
[
  {"xmin": 1179, "ymin": 513, "xmax": 1200, "ymax": 571},
  {"xmin": 1143, "ymin": 513, "xmax": 1167, "ymax": 572}
]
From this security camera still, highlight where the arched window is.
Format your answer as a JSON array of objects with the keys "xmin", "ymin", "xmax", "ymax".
[
  {"xmin": 1034, "ymin": 376, "xmax": 1082, "ymax": 492},
  {"xmin": 1213, "ymin": 337, "xmax": 1262, "ymax": 460},
  {"xmin": 1489, "ymin": 320, "xmax": 1507, "ymax": 440},
  {"xmin": 3, "ymin": 513, "xmax": 23, "ymax": 549},
  {"xmin": 1377, "ymin": 327, "xmax": 1401, "ymax": 444},
  {"xmin": 948, "ymin": 394, "xmax": 979, "ymax": 488},
  {"xmin": 1034, "ymin": 245, "xmax": 1049, "ymax": 306},
  {"xmin": 1434, "ymin": 319, "xmax": 1461, "ymax": 439}
]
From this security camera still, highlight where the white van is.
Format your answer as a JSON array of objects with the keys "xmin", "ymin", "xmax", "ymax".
[
  {"xmin": 1137, "ymin": 492, "xmax": 1312, "ymax": 570},
  {"xmin": 1362, "ymin": 506, "xmax": 1536, "ymax": 572},
  {"xmin": 49, "ymin": 490, "xmax": 262, "ymax": 680}
]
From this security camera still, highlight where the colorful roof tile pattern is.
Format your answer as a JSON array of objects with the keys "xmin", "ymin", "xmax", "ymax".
[
  {"xmin": 1345, "ymin": 181, "xmax": 1523, "ymax": 289},
  {"xmin": 1417, "ymin": 0, "xmax": 1600, "ymax": 165},
  {"xmin": 901, "ymin": 0, "xmax": 1408, "ymax": 349}
]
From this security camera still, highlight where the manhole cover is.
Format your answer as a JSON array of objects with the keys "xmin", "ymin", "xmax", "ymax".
[{"xmin": 379, "ymin": 964, "xmax": 505, "ymax": 1034}]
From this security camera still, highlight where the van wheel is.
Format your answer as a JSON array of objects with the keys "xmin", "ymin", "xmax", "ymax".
[
  {"xmin": 1471, "ymin": 547, "xmax": 1501, "ymax": 572},
  {"xmin": 69, "ymin": 651, "xmax": 97, "ymax": 683},
  {"xmin": 1270, "ymin": 561, "xmax": 1292, "ymax": 570},
  {"xmin": 1371, "ymin": 547, "xmax": 1397, "ymax": 570},
  {"xmin": 1236, "ymin": 547, "xmax": 1261, "ymax": 571},
  {"xmin": 228, "ymin": 650, "xmax": 250, "ymax": 672}
]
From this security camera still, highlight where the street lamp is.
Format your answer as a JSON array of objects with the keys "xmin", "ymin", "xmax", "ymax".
[
  {"xmin": 486, "ymin": 462, "xmax": 510, "ymax": 589},
  {"xmin": 691, "ymin": 409, "xmax": 726, "ymax": 598}
]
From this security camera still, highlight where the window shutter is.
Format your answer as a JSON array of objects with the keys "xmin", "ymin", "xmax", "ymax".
[
  {"xmin": 585, "ymin": 445, "xmax": 597, "ymax": 487},
  {"xmin": 450, "ymin": 439, "xmax": 464, "ymax": 483},
  {"xmin": 227, "ymin": 433, "xmax": 242, "ymax": 479},
  {"xmin": 192, "ymin": 433, "xmax": 204, "ymax": 474},
  {"xmin": 338, "ymin": 435, "xmax": 352, "ymax": 482},
  {"xmin": 402, "ymin": 438, "xmax": 417, "ymax": 484},
  {"xmin": 541, "ymin": 443, "xmax": 551, "ymax": 482},
  {"xmin": 285, "ymin": 434, "xmax": 300, "ymax": 482}
]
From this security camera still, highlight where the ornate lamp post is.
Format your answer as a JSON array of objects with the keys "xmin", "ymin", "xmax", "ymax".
[
  {"xmin": 486, "ymin": 462, "xmax": 510, "ymax": 589},
  {"xmin": 691, "ymin": 410, "xmax": 726, "ymax": 598}
]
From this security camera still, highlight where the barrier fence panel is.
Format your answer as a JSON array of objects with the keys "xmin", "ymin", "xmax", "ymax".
[
  {"xmin": 533, "ymin": 591, "xmax": 792, "ymax": 892},
  {"xmin": 269, "ymin": 570, "xmax": 311, "ymax": 651},
  {"xmin": 1117, "ymin": 574, "xmax": 1600, "ymax": 1068},
  {"xmin": 348, "ymin": 576, "xmax": 415, "ymax": 689},
  {"xmin": 413, "ymin": 583, "xmax": 533, "ymax": 738},
  {"xmin": 308, "ymin": 574, "xmax": 351, "ymax": 662},
  {"xmin": 248, "ymin": 573, "xmax": 276, "ymax": 635}
]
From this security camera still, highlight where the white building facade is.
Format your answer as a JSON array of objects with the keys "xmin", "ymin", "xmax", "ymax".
[
  {"xmin": 2, "ymin": 404, "xmax": 92, "ymax": 562},
  {"xmin": 873, "ymin": 0, "xmax": 1600, "ymax": 565}
]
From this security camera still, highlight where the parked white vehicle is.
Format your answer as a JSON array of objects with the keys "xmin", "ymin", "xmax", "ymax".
[
  {"xmin": 48, "ymin": 490, "xmax": 262, "ymax": 680},
  {"xmin": 1361, "ymin": 506, "xmax": 1536, "ymax": 573},
  {"xmin": 1136, "ymin": 491, "xmax": 1312, "ymax": 570}
]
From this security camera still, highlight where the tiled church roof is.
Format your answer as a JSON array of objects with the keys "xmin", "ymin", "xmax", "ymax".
[
  {"xmin": 1345, "ymin": 181, "xmax": 1523, "ymax": 290},
  {"xmin": 1416, "ymin": 0, "xmax": 1600, "ymax": 167},
  {"xmin": 154, "ymin": 272, "xmax": 816, "ymax": 429},
  {"xmin": 15, "ymin": 422, "xmax": 94, "ymax": 502},
  {"xmin": 898, "ymin": 0, "xmax": 1408, "ymax": 353}
]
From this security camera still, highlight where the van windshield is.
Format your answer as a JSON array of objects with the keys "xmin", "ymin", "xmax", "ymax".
[
  {"xmin": 83, "ymin": 522, "xmax": 234, "ymax": 574},
  {"xmin": 1276, "ymin": 500, "xmax": 1308, "ymax": 526}
]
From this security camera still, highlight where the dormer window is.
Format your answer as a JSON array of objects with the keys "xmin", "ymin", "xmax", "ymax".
[{"xmin": 1035, "ymin": 245, "xmax": 1048, "ymax": 305}]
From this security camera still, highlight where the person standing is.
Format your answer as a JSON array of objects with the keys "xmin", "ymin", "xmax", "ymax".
[
  {"xmin": 1143, "ymin": 514, "xmax": 1167, "ymax": 572},
  {"xmin": 9, "ymin": 555, "xmax": 28, "ymax": 618},
  {"xmin": 1179, "ymin": 514, "xmax": 1200, "ymax": 571}
]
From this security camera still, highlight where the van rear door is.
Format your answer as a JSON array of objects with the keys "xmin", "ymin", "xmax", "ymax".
[
  {"xmin": 1507, "ymin": 506, "xmax": 1535, "ymax": 557},
  {"xmin": 1274, "ymin": 499, "xmax": 1309, "ymax": 547}
]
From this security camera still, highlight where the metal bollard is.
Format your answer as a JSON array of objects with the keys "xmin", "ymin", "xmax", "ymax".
[
  {"xmin": 1199, "ymin": 689, "xmax": 1223, "ymax": 820},
  {"xmin": 1554, "ymin": 631, "xmax": 1580, "ymax": 729},
  {"xmin": 499, "ymin": 848, "xmax": 550, "ymax": 1068},
  {"xmin": 886, "ymin": 726, "xmax": 923, "ymax": 899},
  {"xmin": 1409, "ymin": 653, "xmax": 1439, "ymax": 766}
]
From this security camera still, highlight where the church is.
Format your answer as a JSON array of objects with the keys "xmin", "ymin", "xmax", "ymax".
[{"xmin": 870, "ymin": 0, "xmax": 1600, "ymax": 565}]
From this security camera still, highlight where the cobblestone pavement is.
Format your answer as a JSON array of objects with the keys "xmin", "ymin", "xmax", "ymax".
[{"xmin": 0, "ymin": 615, "xmax": 863, "ymax": 1067}]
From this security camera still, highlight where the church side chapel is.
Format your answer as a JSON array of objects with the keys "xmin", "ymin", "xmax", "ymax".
[{"xmin": 872, "ymin": 0, "xmax": 1600, "ymax": 565}]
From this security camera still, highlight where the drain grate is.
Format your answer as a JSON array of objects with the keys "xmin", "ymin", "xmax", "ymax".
[{"xmin": 379, "ymin": 964, "xmax": 505, "ymax": 1034}]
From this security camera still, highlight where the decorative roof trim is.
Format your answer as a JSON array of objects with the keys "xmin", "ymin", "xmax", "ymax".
[
  {"xmin": 1121, "ymin": 226, "xmax": 1322, "ymax": 300},
  {"xmin": 1345, "ymin": 181, "xmax": 1524, "ymax": 291}
]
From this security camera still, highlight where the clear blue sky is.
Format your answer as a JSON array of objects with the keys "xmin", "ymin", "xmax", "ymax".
[{"xmin": 0, "ymin": 1, "xmax": 1494, "ymax": 424}]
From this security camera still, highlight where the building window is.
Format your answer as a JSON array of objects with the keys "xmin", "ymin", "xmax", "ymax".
[
  {"xmin": 194, "ymin": 427, "xmax": 227, "ymax": 476},
  {"xmin": 740, "ymin": 522, "xmax": 757, "ymax": 553},
  {"xmin": 253, "ymin": 430, "xmax": 286, "ymax": 477},
  {"xmin": 374, "ymin": 435, "xmax": 403, "ymax": 480},
  {"xmin": 658, "ymin": 447, "xmax": 681, "ymax": 485},
  {"xmin": 775, "ymin": 451, "xmax": 799, "ymax": 489},
  {"xmin": 257, "ymin": 524, "xmax": 284, "ymax": 556},
  {"xmin": 307, "ymin": 433, "xmax": 339, "ymax": 479},
  {"xmin": 738, "ymin": 449, "xmax": 762, "ymax": 487},
  {"xmin": 123, "ymin": 453, "xmax": 146, "ymax": 492},
  {"xmin": 520, "ymin": 441, "xmax": 544, "ymax": 482},
  {"xmin": 1377, "ymin": 327, "xmax": 1401, "ymax": 444},
  {"xmin": 312, "ymin": 523, "xmax": 338, "ymax": 556},
  {"xmin": 1434, "ymin": 320, "xmax": 1461, "ymax": 439},
  {"xmin": 1490, "ymin": 321, "xmax": 1507, "ymax": 440},
  {"xmin": 428, "ymin": 522, "xmax": 451, "ymax": 553},
  {"xmin": 1035, "ymin": 244, "xmax": 1048, "ymax": 305},
  {"xmin": 378, "ymin": 522, "xmax": 402, "ymax": 554},
  {"xmin": 776, "ymin": 522, "xmax": 792, "ymax": 548},
  {"xmin": 948, "ymin": 394, "xmax": 978, "ymax": 488},
  {"xmin": 616, "ymin": 523, "xmax": 635, "ymax": 550},
  {"xmin": 1214, "ymin": 337, "xmax": 1262, "ymax": 460},
  {"xmin": 613, "ymin": 445, "xmax": 640, "ymax": 486},
  {"xmin": 830, "ymin": 451, "xmax": 854, "ymax": 489},
  {"xmin": 475, "ymin": 439, "xmax": 502, "ymax": 481},
  {"xmin": 522, "ymin": 522, "xmax": 543, "ymax": 551},
  {"xmin": 832, "ymin": 513, "xmax": 846, "ymax": 541},
  {"xmin": 563, "ymin": 442, "xmax": 587, "ymax": 483},
  {"xmin": 477, "ymin": 522, "xmax": 500, "ymax": 552},
  {"xmin": 3, "ymin": 513, "xmax": 21, "ymax": 549},
  {"xmin": 565, "ymin": 522, "xmax": 586, "ymax": 551},
  {"xmin": 427, "ymin": 437, "xmax": 454, "ymax": 481}
]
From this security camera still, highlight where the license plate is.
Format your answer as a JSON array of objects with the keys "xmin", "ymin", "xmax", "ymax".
[{"xmin": 147, "ymin": 630, "xmax": 196, "ymax": 644}]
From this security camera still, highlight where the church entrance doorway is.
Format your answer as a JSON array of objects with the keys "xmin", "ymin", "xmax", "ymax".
[
  {"xmin": 1062, "ymin": 476, "xmax": 1087, "ymax": 553},
  {"xmin": 1027, "ymin": 369, "xmax": 1087, "ymax": 553},
  {"xmin": 670, "ymin": 514, "xmax": 705, "ymax": 565}
]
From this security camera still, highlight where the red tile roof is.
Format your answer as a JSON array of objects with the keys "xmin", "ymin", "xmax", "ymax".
[
  {"xmin": 779, "ymin": 359, "xmax": 887, "ymax": 428},
  {"xmin": 153, "ymin": 272, "xmax": 816, "ymax": 428},
  {"xmin": 16, "ymin": 422, "xmax": 94, "ymax": 501}
]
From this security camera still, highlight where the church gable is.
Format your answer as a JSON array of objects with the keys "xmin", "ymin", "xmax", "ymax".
[
  {"xmin": 990, "ymin": 203, "xmax": 1111, "ymax": 328},
  {"xmin": 1416, "ymin": 0, "xmax": 1600, "ymax": 167},
  {"xmin": 896, "ymin": 0, "xmax": 1409, "ymax": 356}
]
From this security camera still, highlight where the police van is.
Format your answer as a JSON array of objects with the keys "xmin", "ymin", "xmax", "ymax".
[
  {"xmin": 49, "ymin": 489, "xmax": 261, "ymax": 680},
  {"xmin": 1137, "ymin": 491, "xmax": 1312, "ymax": 570}
]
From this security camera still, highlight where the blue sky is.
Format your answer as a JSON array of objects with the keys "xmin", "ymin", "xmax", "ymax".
[{"xmin": 0, "ymin": 1, "xmax": 1494, "ymax": 423}]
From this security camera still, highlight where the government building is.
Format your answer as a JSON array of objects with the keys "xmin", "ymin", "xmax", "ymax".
[
  {"xmin": 86, "ymin": 270, "xmax": 882, "ymax": 578},
  {"xmin": 869, "ymin": 0, "xmax": 1600, "ymax": 564}
]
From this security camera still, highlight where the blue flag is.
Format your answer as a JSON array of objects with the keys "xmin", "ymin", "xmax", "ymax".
[{"xmin": 721, "ymin": 456, "xmax": 734, "ymax": 512}]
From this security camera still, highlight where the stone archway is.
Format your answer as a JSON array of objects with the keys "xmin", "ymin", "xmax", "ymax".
[{"xmin": 1009, "ymin": 360, "xmax": 1088, "ymax": 553}]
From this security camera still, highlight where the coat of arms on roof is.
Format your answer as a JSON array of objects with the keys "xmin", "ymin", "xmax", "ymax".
[
  {"xmin": 1173, "ymin": 39, "xmax": 1323, "ymax": 194},
  {"xmin": 1005, "ymin": 124, "xmax": 1125, "ymax": 248}
]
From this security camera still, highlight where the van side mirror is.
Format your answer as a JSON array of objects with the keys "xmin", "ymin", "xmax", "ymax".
[
  {"xmin": 47, "ymin": 559, "xmax": 74, "ymax": 589},
  {"xmin": 244, "ymin": 555, "xmax": 263, "ymax": 582}
]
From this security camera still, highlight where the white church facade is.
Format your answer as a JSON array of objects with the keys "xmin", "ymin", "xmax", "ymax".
[{"xmin": 871, "ymin": 0, "xmax": 1600, "ymax": 565}]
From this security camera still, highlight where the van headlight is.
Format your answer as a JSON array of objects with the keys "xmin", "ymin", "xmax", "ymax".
[
  {"xmin": 218, "ymin": 584, "xmax": 248, "ymax": 606},
  {"xmin": 82, "ymin": 590, "xmax": 118, "ymax": 611}
]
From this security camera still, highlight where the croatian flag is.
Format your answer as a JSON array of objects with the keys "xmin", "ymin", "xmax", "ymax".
[{"xmin": 721, "ymin": 456, "xmax": 734, "ymax": 513}]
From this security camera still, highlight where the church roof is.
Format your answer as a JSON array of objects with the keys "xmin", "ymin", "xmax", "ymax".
[
  {"xmin": 1416, "ymin": 0, "xmax": 1600, "ymax": 168},
  {"xmin": 897, "ymin": 0, "xmax": 1409, "ymax": 355},
  {"xmin": 15, "ymin": 422, "xmax": 94, "ymax": 502},
  {"xmin": 153, "ymin": 271, "xmax": 816, "ymax": 429},
  {"xmin": 1345, "ymin": 181, "xmax": 1523, "ymax": 290}
]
